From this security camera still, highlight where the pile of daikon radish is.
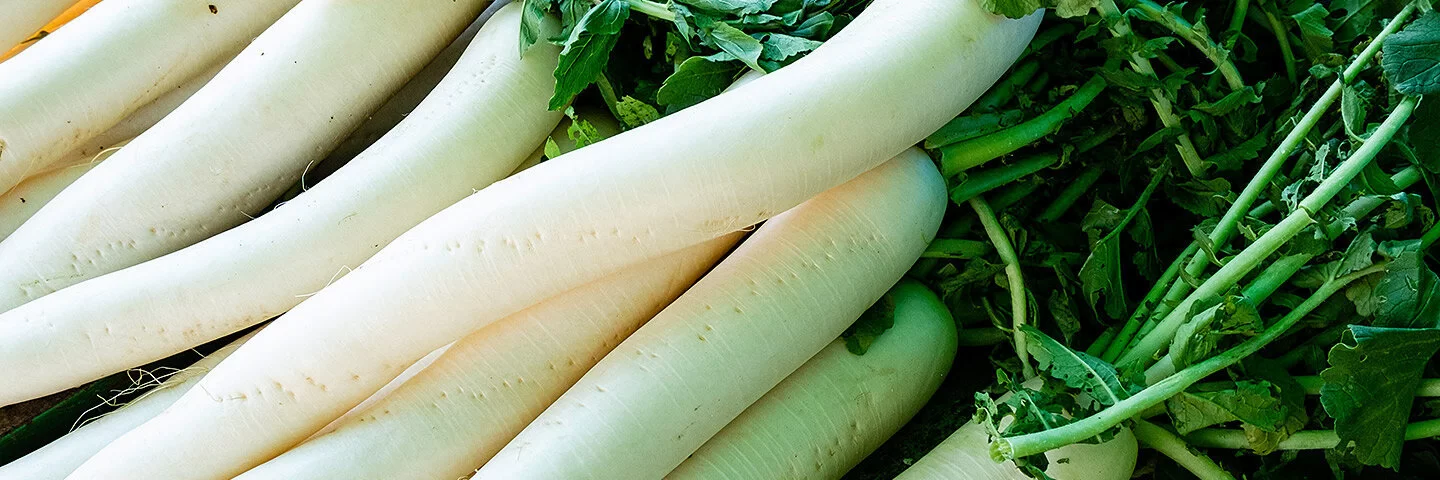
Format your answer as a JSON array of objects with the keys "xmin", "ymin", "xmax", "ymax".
[{"xmin": 0, "ymin": 0, "xmax": 1136, "ymax": 478}]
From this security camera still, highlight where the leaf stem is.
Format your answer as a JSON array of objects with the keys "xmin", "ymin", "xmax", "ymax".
[
  {"xmin": 995, "ymin": 263, "xmax": 1390, "ymax": 461},
  {"xmin": 1118, "ymin": 96, "xmax": 1419, "ymax": 368},
  {"xmin": 1127, "ymin": 0, "xmax": 1245, "ymax": 91},
  {"xmin": 1098, "ymin": 242, "xmax": 1201, "ymax": 362},
  {"xmin": 627, "ymin": 0, "xmax": 673, "ymax": 21},
  {"xmin": 1185, "ymin": 418, "xmax": 1440, "ymax": 450},
  {"xmin": 1257, "ymin": 6, "xmax": 1298, "ymax": 84},
  {"xmin": 971, "ymin": 196, "xmax": 1035, "ymax": 379},
  {"xmin": 940, "ymin": 75, "xmax": 1108, "ymax": 177},
  {"xmin": 950, "ymin": 153, "xmax": 1060, "ymax": 205},
  {"xmin": 1423, "ymin": 221, "xmax": 1440, "ymax": 250},
  {"xmin": 1132, "ymin": 419, "xmax": 1236, "ymax": 480},
  {"xmin": 957, "ymin": 327, "xmax": 1011, "ymax": 347},
  {"xmin": 970, "ymin": 62, "xmax": 1041, "ymax": 114},
  {"xmin": 1098, "ymin": 0, "xmax": 1208, "ymax": 177},
  {"xmin": 1037, "ymin": 166, "xmax": 1103, "ymax": 223},
  {"xmin": 1291, "ymin": 377, "xmax": 1440, "ymax": 396}
]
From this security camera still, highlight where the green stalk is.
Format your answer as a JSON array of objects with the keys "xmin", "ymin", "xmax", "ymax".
[
  {"xmin": 1132, "ymin": 419, "xmax": 1236, "ymax": 480},
  {"xmin": 1098, "ymin": 0, "xmax": 1208, "ymax": 178},
  {"xmin": 950, "ymin": 153, "xmax": 1060, "ymax": 205},
  {"xmin": 940, "ymin": 75, "xmax": 1107, "ymax": 177},
  {"xmin": 971, "ymin": 196, "xmax": 1034, "ymax": 379},
  {"xmin": 1017, "ymin": 24, "xmax": 1078, "ymax": 63},
  {"xmin": 926, "ymin": 110, "xmax": 1026, "ymax": 149},
  {"xmin": 1290, "ymin": 377, "xmax": 1440, "ymax": 396},
  {"xmin": 1127, "ymin": 0, "xmax": 1245, "ymax": 91},
  {"xmin": 1084, "ymin": 328, "xmax": 1118, "ymax": 356},
  {"xmin": 995, "ymin": 263, "xmax": 1390, "ymax": 461},
  {"xmin": 958, "ymin": 327, "xmax": 1011, "ymax": 347},
  {"xmin": 970, "ymin": 62, "xmax": 1041, "ymax": 114},
  {"xmin": 629, "ymin": 0, "xmax": 675, "ymax": 20},
  {"xmin": 1225, "ymin": 0, "xmax": 1250, "ymax": 42},
  {"xmin": 1097, "ymin": 242, "xmax": 1201, "ymax": 362},
  {"xmin": 1037, "ymin": 166, "xmax": 1103, "ymax": 223},
  {"xmin": 1423, "ymin": 221, "xmax": 1440, "ymax": 250},
  {"xmin": 1125, "ymin": 165, "xmax": 1421, "ymax": 354},
  {"xmin": 1186, "ymin": 418, "xmax": 1440, "ymax": 450},
  {"xmin": 921, "ymin": 238, "xmax": 993, "ymax": 260},
  {"xmin": 1259, "ymin": 6, "xmax": 1298, "ymax": 83},
  {"xmin": 1118, "ymin": 96, "xmax": 1419, "ymax": 367}
]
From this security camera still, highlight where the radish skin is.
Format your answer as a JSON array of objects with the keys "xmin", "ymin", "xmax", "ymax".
[
  {"xmin": 0, "ymin": 150, "xmax": 113, "ymax": 240},
  {"xmin": 0, "ymin": 0, "xmax": 73, "ymax": 54},
  {"xmin": 0, "ymin": 330, "xmax": 255, "ymax": 480},
  {"xmin": 34, "ymin": 61, "xmax": 226, "ymax": 178},
  {"xmin": 896, "ymin": 389, "xmax": 1138, "ymax": 480},
  {"xmin": 302, "ymin": 108, "xmax": 620, "ymax": 440},
  {"xmin": 667, "ymin": 280, "xmax": 958, "ymax": 480},
  {"xmin": 74, "ymin": 1, "xmax": 1034, "ymax": 477},
  {"xmin": 0, "ymin": 0, "xmax": 494, "ymax": 313},
  {"xmin": 0, "ymin": 0, "xmax": 300, "ymax": 194},
  {"xmin": 477, "ymin": 150, "xmax": 946, "ymax": 478},
  {"xmin": 0, "ymin": 2, "xmax": 561, "ymax": 405},
  {"xmin": 238, "ymin": 237, "xmax": 737, "ymax": 480}
]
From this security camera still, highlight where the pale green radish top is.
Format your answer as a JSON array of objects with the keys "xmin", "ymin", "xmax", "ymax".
[
  {"xmin": 668, "ymin": 279, "xmax": 958, "ymax": 480},
  {"xmin": 896, "ymin": 384, "xmax": 1139, "ymax": 480}
]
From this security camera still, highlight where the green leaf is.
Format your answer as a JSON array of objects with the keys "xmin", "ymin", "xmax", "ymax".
[
  {"xmin": 1409, "ymin": 96, "xmax": 1440, "ymax": 173},
  {"xmin": 980, "ymin": 0, "xmax": 1098, "ymax": 19},
  {"xmin": 1078, "ymin": 201, "xmax": 1128, "ymax": 320},
  {"xmin": 543, "ymin": 137, "xmax": 561, "ymax": 160},
  {"xmin": 1341, "ymin": 82, "xmax": 1375, "ymax": 139},
  {"xmin": 759, "ymin": 33, "xmax": 820, "ymax": 64},
  {"xmin": 841, "ymin": 292, "xmax": 896, "ymax": 355},
  {"xmin": 613, "ymin": 95, "xmax": 661, "ymax": 128},
  {"xmin": 520, "ymin": 0, "xmax": 552, "ymax": 54},
  {"xmin": 1193, "ymin": 86, "xmax": 1263, "ymax": 116},
  {"xmin": 1169, "ymin": 295, "xmax": 1262, "ymax": 370},
  {"xmin": 1022, "ymin": 325, "xmax": 1135, "ymax": 409},
  {"xmin": 1167, "ymin": 381, "xmax": 1285, "ymax": 435},
  {"xmin": 702, "ymin": 22, "xmax": 764, "ymax": 71},
  {"xmin": 1049, "ymin": 290, "xmax": 1081, "ymax": 346},
  {"xmin": 1370, "ymin": 241, "xmax": 1440, "ymax": 329},
  {"xmin": 1289, "ymin": 4, "xmax": 1334, "ymax": 60},
  {"xmin": 787, "ymin": 11, "xmax": 834, "ymax": 39},
  {"xmin": 549, "ymin": 0, "xmax": 631, "ymax": 110},
  {"xmin": 1382, "ymin": 11, "xmax": 1440, "ymax": 96},
  {"xmin": 657, "ymin": 54, "xmax": 743, "ymax": 109},
  {"xmin": 1321, "ymin": 326, "xmax": 1440, "ymax": 469}
]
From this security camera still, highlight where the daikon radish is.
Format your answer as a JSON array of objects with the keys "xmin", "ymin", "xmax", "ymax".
[
  {"xmin": 0, "ymin": 0, "xmax": 494, "ymax": 312},
  {"xmin": 72, "ymin": 1, "xmax": 1034, "ymax": 477},
  {"xmin": 0, "ymin": 0, "xmax": 299, "ymax": 193},
  {"xmin": 238, "ymin": 237, "xmax": 738, "ymax": 480},
  {"xmin": 0, "ymin": 2, "xmax": 560, "ymax": 405},
  {"xmin": 0, "ymin": 331, "xmax": 255, "ymax": 480},
  {"xmin": 666, "ymin": 280, "xmax": 957, "ymax": 479},
  {"xmin": 477, "ymin": 150, "xmax": 945, "ymax": 478}
]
